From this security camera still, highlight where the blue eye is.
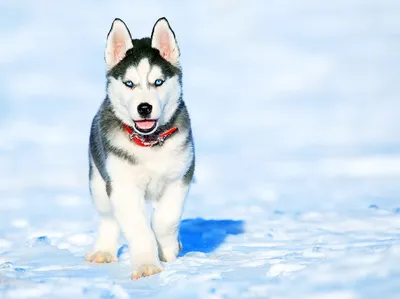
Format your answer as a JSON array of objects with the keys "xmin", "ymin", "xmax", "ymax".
[
  {"xmin": 124, "ymin": 81, "xmax": 134, "ymax": 88},
  {"xmin": 154, "ymin": 79, "xmax": 164, "ymax": 87}
]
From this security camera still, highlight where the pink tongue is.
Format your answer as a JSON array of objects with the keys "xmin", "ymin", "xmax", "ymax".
[{"xmin": 135, "ymin": 120, "xmax": 155, "ymax": 130}]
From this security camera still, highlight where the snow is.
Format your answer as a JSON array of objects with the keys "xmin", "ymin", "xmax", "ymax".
[{"xmin": 1, "ymin": 0, "xmax": 400, "ymax": 298}]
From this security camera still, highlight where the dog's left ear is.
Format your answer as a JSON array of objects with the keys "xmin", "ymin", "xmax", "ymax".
[
  {"xmin": 151, "ymin": 18, "xmax": 180, "ymax": 66},
  {"xmin": 105, "ymin": 18, "xmax": 133, "ymax": 70}
]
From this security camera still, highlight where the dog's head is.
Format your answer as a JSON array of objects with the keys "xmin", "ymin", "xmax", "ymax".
[{"xmin": 105, "ymin": 18, "xmax": 182, "ymax": 135}]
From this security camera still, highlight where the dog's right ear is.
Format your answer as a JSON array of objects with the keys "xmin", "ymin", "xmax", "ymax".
[{"xmin": 105, "ymin": 18, "xmax": 133, "ymax": 70}]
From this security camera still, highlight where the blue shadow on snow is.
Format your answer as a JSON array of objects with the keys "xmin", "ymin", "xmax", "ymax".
[
  {"xmin": 117, "ymin": 218, "xmax": 245, "ymax": 258},
  {"xmin": 178, "ymin": 218, "xmax": 245, "ymax": 256}
]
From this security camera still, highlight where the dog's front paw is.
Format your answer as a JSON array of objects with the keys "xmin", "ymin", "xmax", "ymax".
[
  {"xmin": 131, "ymin": 264, "xmax": 163, "ymax": 280},
  {"xmin": 159, "ymin": 240, "xmax": 182, "ymax": 262},
  {"xmin": 85, "ymin": 251, "xmax": 118, "ymax": 263}
]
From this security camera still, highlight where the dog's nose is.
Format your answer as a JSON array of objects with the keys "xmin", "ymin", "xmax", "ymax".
[{"xmin": 137, "ymin": 103, "xmax": 152, "ymax": 117}]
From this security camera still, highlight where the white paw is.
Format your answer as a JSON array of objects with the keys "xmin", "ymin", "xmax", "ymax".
[
  {"xmin": 131, "ymin": 264, "xmax": 163, "ymax": 280},
  {"xmin": 85, "ymin": 251, "xmax": 118, "ymax": 263},
  {"xmin": 159, "ymin": 240, "xmax": 182, "ymax": 262}
]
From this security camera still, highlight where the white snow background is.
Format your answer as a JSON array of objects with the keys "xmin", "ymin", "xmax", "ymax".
[{"xmin": 0, "ymin": 1, "xmax": 400, "ymax": 298}]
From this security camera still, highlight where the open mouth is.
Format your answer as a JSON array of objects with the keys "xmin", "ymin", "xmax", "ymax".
[{"xmin": 133, "ymin": 120, "xmax": 158, "ymax": 134}]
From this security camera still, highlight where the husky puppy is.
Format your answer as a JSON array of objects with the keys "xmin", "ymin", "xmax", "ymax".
[{"xmin": 86, "ymin": 17, "xmax": 195, "ymax": 280}]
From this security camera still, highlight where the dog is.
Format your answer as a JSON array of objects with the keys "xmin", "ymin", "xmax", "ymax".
[{"xmin": 85, "ymin": 17, "xmax": 195, "ymax": 280}]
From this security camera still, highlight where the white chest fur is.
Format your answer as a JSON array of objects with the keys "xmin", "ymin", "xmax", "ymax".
[{"xmin": 108, "ymin": 129, "xmax": 192, "ymax": 197}]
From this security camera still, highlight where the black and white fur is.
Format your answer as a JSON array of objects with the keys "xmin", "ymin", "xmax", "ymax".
[{"xmin": 86, "ymin": 17, "xmax": 195, "ymax": 280}]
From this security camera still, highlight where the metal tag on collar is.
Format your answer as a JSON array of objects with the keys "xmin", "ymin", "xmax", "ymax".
[{"xmin": 157, "ymin": 136, "xmax": 165, "ymax": 146}]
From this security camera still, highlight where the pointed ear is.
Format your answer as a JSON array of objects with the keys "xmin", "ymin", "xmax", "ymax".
[
  {"xmin": 105, "ymin": 18, "xmax": 133, "ymax": 70},
  {"xmin": 151, "ymin": 17, "xmax": 180, "ymax": 66}
]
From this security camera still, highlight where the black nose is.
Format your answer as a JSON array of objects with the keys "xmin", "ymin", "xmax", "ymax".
[{"xmin": 137, "ymin": 103, "xmax": 152, "ymax": 117}]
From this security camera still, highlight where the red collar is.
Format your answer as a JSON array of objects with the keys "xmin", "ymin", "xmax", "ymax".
[{"xmin": 122, "ymin": 123, "xmax": 179, "ymax": 147}]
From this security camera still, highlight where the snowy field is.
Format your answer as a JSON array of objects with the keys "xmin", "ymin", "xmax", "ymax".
[{"xmin": 1, "ymin": 1, "xmax": 400, "ymax": 298}]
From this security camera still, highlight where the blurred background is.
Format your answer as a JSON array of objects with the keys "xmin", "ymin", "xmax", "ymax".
[{"xmin": 1, "ymin": 1, "xmax": 399, "ymax": 218}]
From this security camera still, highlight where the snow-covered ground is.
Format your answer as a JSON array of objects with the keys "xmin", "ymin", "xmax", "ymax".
[{"xmin": 1, "ymin": 1, "xmax": 400, "ymax": 298}]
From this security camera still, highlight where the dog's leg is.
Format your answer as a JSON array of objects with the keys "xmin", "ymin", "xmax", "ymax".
[
  {"xmin": 86, "ymin": 160, "xmax": 120, "ymax": 263},
  {"xmin": 107, "ymin": 155, "xmax": 162, "ymax": 279},
  {"xmin": 152, "ymin": 180, "xmax": 188, "ymax": 262}
]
